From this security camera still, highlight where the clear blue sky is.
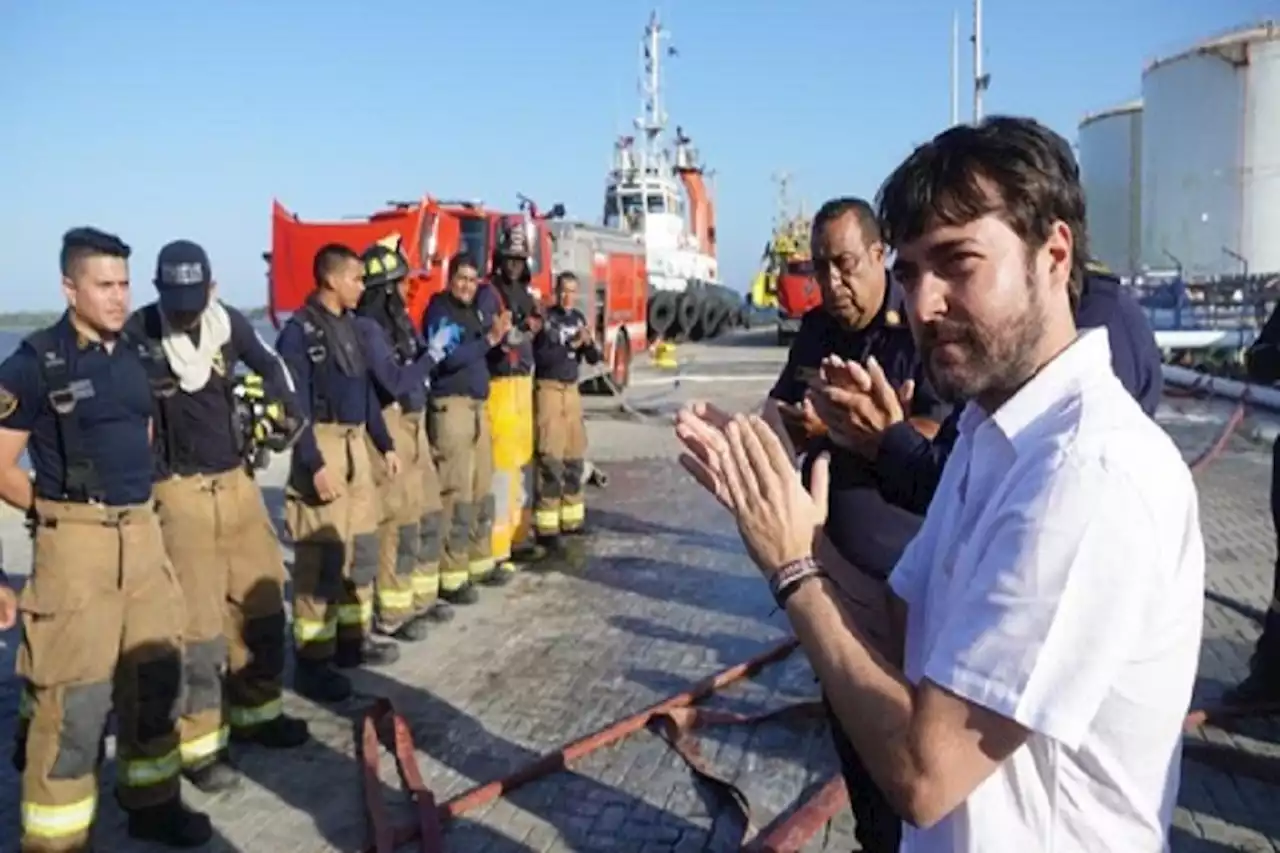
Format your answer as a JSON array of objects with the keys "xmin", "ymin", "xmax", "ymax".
[{"xmin": 1, "ymin": 0, "xmax": 1274, "ymax": 312}]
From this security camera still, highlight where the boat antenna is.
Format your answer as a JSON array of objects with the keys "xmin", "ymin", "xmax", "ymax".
[{"xmin": 636, "ymin": 9, "xmax": 672, "ymax": 173}]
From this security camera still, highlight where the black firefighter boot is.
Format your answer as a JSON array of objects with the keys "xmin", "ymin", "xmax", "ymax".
[
  {"xmin": 335, "ymin": 634, "xmax": 401, "ymax": 669},
  {"xmin": 537, "ymin": 533, "xmax": 569, "ymax": 563},
  {"xmin": 126, "ymin": 798, "xmax": 213, "ymax": 848},
  {"xmin": 183, "ymin": 750, "xmax": 242, "ymax": 794},
  {"xmin": 294, "ymin": 658, "xmax": 353, "ymax": 703},
  {"xmin": 442, "ymin": 581, "xmax": 479, "ymax": 605},
  {"xmin": 422, "ymin": 599, "xmax": 456, "ymax": 623},
  {"xmin": 231, "ymin": 713, "xmax": 312, "ymax": 750},
  {"xmin": 379, "ymin": 612, "xmax": 431, "ymax": 642}
]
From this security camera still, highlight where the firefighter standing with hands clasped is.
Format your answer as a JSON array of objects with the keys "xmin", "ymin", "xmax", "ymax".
[
  {"xmin": 532, "ymin": 271, "xmax": 600, "ymax": 555},
  {"xmin": 276, "ymin": 243, "xmax": 402, "ymax": 704},
  {"xmin": 0, "ymin": 227, "xmax": 212, "ymax": 851},
  {"xmin": 127, "ymin": 239, "xmax": 311, "ymax": 795}
]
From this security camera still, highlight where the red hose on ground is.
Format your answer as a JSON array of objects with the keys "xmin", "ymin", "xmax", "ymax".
[{"xmin": 359, "ymin": 637, "xmax": 804, "ymax": 852}]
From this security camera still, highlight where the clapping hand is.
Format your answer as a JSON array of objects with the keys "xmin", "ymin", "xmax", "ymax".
[
  {"xmin": 805, "ymin": 355, "xmax": 914, "ymax": 459},
  {"xmin": 676, "ymin": 402, "xmax": 829, "ymax": 577}
]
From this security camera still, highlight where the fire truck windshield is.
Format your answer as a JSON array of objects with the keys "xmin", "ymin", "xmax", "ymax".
[
  {"xmin": 784, "ymin": 259, "xmax": 813, "ymax": 276},
  {"xmin": 457, "ymin": 216, "xmax": 490, "ymax": 274}
]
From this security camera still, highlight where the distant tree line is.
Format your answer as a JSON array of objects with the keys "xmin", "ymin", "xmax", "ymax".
[{"xmin": 0, "ymin": 305, "xmax": 270, "ymax": 330}]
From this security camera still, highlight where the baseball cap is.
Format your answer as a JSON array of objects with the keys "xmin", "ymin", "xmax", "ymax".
[{"xmin": 154, "ymin": 240, "xmax": 213, "ymax": 314}]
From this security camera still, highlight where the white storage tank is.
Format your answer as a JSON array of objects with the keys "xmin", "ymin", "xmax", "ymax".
[
  {"xmin": 1140, "ymin": 21, "xmax": 1280, "ymax": 278},
  {"xmin": 1078, "ymin": 100, "xmax": 1143, "ymax": 278}
]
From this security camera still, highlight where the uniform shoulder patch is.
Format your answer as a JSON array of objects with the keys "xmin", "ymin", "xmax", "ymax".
[{"xmin": 0, "ymin": 384, "xmax": 18, "ymax": 420}]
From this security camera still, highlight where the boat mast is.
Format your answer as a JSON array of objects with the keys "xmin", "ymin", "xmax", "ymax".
[
  {"xmin": 950, "ymin": 10, "xmax": 960, "ymax": 125},
  {"xmin": 636, "ymin": 10, "xmax": 669, "ymax": 176},
  {"xmin": 971, "ymin": 0, "xmax": 989, "ymax": 122}
]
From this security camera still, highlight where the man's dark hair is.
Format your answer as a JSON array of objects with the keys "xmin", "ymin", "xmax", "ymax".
[
  {"xmin": 449, "ymin": 253, "xmax": 479, "ymax": 278},
  {"xmin": 312, "ymin": 243, "xmax": 360, "ymax": 288},
  {"xmin": 876, "ymin": 115, "xmax": 1089, "ymax": 299},
  {"xmin": 811, "ymin": 197, "xmax": 882, "ymax": 247},
  {"xmin": 60, "ymin": 227, "xmax": 131, "ymax": 277},
  {"xmin": 555, "ymin": 271, "xmax": 577, "ymax": 292}
]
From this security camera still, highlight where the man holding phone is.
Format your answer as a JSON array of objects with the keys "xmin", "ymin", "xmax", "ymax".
[{"xmin": 763, "ymin": 196, "xmax": 947, "ymax": 853}]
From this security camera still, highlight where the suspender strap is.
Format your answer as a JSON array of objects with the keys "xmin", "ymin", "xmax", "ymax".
[
  {"xmin": 24, "ymin": 328, "xmax": 104, "ymax": 502},
  {"xmin": 299, "ymin": 306, "xmax": 334, "ymax": 423}
]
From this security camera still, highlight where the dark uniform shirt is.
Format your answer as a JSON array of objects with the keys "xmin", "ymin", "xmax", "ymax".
[
  {"xmin": 770, "ymin": 280, "xmax": 949, "ymax": 580},
  {"xmin": 0, "ymin": 313, "xmax": 154, "ymax": 506},
  {"xmin": 1247, "ymin": 301, "xmax": 1280, "ymax": 385},
  {"xmin": 277, "ymin": 309, "xmax": 392, "ymax": 476},
  {"xmin": 354, "ymin": 315, "xmax": 436, "ymax": 413},
  {"xmin": 533, "ymin": 306, "xmax": 602, "ymax": 383},
  {"xmin": 424, "ymin": 287, "xmax": 501, "ymax": 401},
  {"xmin": 487, "ymin": 277, "xmax": 539, "ymax": 378},
  {"xmin": 874, "ymin": 271, "xmax": 1165, "ymax": 516},
  {"xmin": 127, "ymin": 302, "xmax": 300, "ymax": 479}
]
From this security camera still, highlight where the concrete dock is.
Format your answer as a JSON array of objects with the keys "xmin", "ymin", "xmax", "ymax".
[{"xmin": 1, "ymin": 328, "xmax": 1278, "ymax": 851}]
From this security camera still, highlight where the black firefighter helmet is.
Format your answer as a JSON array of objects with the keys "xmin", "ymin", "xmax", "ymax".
[
  {"xmin": 496, "ymin": 216, "xmax": 530, "ymax": 260},
  {"xmin": 361, "ymin": 241, "xmax": 410, "ymax": 290}
]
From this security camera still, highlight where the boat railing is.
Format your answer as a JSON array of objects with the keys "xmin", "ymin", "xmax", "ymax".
[{"xmin": 1131, "ymin": 273, "xmax": 1280, "ymax": 335}]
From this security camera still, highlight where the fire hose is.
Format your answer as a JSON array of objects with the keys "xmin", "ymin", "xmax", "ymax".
[
  {"xmin": 357, "ymin": 637, "xmax": 853, "ymax": 853},
  {"xmin": 351, "ymin": 383, "xmax": 1280, "ymax": 852}
]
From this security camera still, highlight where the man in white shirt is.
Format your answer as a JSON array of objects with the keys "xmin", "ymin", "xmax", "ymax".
[{"xmin": 674, "ymin": 116, "xmax": 1205, "ymax": 852}]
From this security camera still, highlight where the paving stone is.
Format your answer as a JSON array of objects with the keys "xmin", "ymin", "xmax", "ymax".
[{"xmin": 1, "ymin": 336, "xmax": 1279, "ymax": 851}]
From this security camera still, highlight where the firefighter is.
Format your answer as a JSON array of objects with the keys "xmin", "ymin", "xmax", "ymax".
[
  {"xmin": 0, "ymin": 227, "xmax": 211, "ymax": 850},
  {"xmin": 276, "ymin": 243, "xmax": 402, "ymax": 703},
  {"xmin": 125, "ymin": 240, "xmax": 311, "ymax": 794},
  {"xmin": 424, "ymin": 255, "xmax": 512, "ymax": 601},
  {"xmin": 355, "ymin": 242, "xmax": 458, "ymax": 638},
  {"xmin": 532, "ymin": 271, "xmax": 601, "ymax": 553},
  {"xmin": 486, "ymin": 217, "xmax": 547, "ymax": 571},
  {"xmin": 1225, "ymin": 300, "xmax": 1280, "ymax": 704}
]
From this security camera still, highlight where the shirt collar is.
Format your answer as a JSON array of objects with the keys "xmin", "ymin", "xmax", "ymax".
[{"xmin": 958, "ymin": 327, "xmax": 1112, "ymax": 445}]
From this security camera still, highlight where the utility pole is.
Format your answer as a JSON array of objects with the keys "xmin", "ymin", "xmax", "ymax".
[{"xmin": 950, "ymin": 10, "xmax": 960, "ymax": 125}]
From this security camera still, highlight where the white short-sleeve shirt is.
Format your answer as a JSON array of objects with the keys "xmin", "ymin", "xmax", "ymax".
[{"xmin": 888, "ymin": 328, "xmax": 1205, "ymax": 853}]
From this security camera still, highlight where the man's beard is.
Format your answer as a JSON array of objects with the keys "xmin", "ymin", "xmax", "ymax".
[{"xmin": 919, "ymin": 282, "xmax": 1044, "ymax": 406}]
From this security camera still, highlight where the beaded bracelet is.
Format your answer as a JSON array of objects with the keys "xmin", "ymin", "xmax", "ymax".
[{"xmin": 769, "ymin": 556, "xmax": 825, "ymax": 608}]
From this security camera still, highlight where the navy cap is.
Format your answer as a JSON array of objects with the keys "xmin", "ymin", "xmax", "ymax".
[{"xmin": 155, "ymin": 240, "xmax": 212, "ymax": 313}]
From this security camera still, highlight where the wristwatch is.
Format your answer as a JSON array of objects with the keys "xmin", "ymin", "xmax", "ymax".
[{"xmin": 769, "ymin": 556, "xmax": 825, "ymax": 609}]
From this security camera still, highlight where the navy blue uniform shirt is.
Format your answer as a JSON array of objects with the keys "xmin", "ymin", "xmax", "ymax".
[
  {"xmin": 488, "ymin": 278, "xmax": 539, "ymax": 378},
  {"xmin": 424, "ymin": 286, "xmax": 500, "ymax": 401},
  {"xmin": 770, "ymin": 280, "xmax": 950, "ymax": 580},
  {"xmin": 129, "ymin": 302, "xmax": 301, "ymax": 478},
  {"xmin": 277, "ymin": 311, "xmax": 392, "ymax": 476},
  {"xmin": 1247, "ymin": 301, "xmax": 1280, "ymax": 384},
  {"xmin": 874, "ymin": 272, "xmax": 1165, "ymax": 515},
  {"xmin": 0, "ymin": 313, "xmax": 154, "ymax": 506},
  {"xmin": 533, "ymin": 306, "xmax": 602, "ymax": 383},
  {"xmin": 354, "ymin": 315, "xmax": 435, "ymax": 413}
]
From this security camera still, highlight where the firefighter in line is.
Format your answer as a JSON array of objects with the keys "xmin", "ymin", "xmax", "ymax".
[
  {"xmin": 125, "ymin": 240, "xmax": 311, "ymax": 795},
  {"xmin": 532, "ymin": 271, "xmax": 601, "ymax": 554},
  {"xmin": 1224, "ymin": 300, "xmax": 1280, "ymax": 705},
  {"xmin": 276, "ymin": 243, "xmax": 401, "ymax": 703},
  {"xmin": 355, "ymin": 242, "xmax": 458, "ymax": 639},
  {"xmin": 423, "ymin": 254, "xmax": 512, "ymax": 602},
  {"xmin": 762, "ymin": 198, "xmax": 946, "ymax": 853},
  {"xmin": 0, "ymin": 227, "xmax": 212, "ymax": 850},
  {"xmin": 486, "ymin": 218, "xmax": 546, "ymax": 571}
]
